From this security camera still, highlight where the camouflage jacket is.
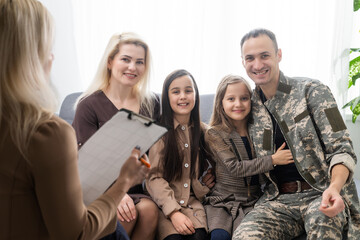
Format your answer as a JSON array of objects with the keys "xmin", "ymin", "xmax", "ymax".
[{"xmin": 249, "ymin": 71, "xmax": 360, "ymax": 236}]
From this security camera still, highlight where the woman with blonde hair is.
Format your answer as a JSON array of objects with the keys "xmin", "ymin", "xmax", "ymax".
[
  {"xmin": 72, "ymin": 32, "xmax": 160, "ymax": 240},
  {"xmin": 0, "ymin": 0, "xmax": 149, "ymax": 239}
]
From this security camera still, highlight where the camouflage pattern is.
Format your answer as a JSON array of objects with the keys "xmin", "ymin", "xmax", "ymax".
[
  {"xmin": 233, "ymin": 72, "xmax": 360, "ymax": 239},
  {"xmin": 232, "ymin": 189, "xmax": 347, "ymax": 239}
]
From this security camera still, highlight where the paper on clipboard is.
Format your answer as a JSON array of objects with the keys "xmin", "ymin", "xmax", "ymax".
[{"xmin": 78, "ymin": 109, "xmax": 167, "ymax": 205}]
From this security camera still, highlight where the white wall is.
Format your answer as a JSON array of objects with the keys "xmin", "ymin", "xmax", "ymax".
[
  {"xmin": 346, "ymin": 6, "xmax": 360, "ymax": 180},
  {"xmin": 40, "ymin": 0, "xmax": 355, "ymax": 113},
  {"xmin": 347, "ymin": 120, "xmax": 360, "ymax": 180},
  {"xmin": 39, "ymin": 0, "xmax": 82, "ymax": 107}
]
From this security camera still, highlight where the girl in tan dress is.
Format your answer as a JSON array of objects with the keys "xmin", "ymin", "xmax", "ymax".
[{"xmin": 146, "ymin": 69, "xmax": 212, "ymax": 240}]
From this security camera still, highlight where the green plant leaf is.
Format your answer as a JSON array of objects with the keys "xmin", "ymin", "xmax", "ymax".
[
  {"xmin": 349, "ymin": 56, "xmax": 360, "ymax": 87},
  {"xmin": 352, "ymin": 100, "xmax": 360, "ymax": 113},
  {"xmin": 352, "ymin": 72, "xmax": 360, "ymax": 86},
  {"xmin": 351, "ymin": 101, "xmax": 360, "ymax": 122},
  {"xmin": 352, "ymin": 113, "xmax": 359, "ymax": 123},
  {"xmin": 343, "ymin": 96, "xmax": 360, "ymax": 108},
  {"xmin": 343, "ymin": 96, "xmax": 360, "ymax": 123},
  {"xmin": 350, "ymin": 48, "xmax": 360, "ymax": 53},
  {"xmin": 355, "ymin": 0, "xmax": 360, "ymax": 11}
]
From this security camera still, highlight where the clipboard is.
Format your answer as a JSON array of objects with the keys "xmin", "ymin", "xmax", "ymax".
[{"xmin": 78, "ymin": 108, "xmax": 168, "ymax": 205}]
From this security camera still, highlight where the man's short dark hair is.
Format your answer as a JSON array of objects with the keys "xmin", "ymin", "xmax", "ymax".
[{"xmin": 240, "ymin": 28, "xmax": 278, "ymax": 53}]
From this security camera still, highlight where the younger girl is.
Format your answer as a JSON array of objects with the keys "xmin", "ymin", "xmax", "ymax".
[
  {"xmin": 146, "ymin": 69, "xmax": 211, "ymax": 240},
  {"xmin": 204, "ymin": 75, "xmax": 294, "ymax": 240}
]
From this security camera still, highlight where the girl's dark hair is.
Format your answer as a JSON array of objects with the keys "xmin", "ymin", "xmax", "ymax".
[{"xmin": 160, "ymin": 69, "xmax": 208, "ymax": 182}]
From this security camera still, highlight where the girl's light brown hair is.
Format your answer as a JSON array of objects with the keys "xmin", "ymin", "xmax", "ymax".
[{"xmin": 209, "ymin": 74, "xmax": 252, "ymax": 131}]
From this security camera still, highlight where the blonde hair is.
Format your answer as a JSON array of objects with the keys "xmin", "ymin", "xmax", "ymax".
[
  {"xmin": 77, "ymin": 32, "xmax": 155, "ymax": 117},
  {"xmin": 0, "ymin": 0, "xmax": 57, "ymax": 158},
  {"xmin": 209, "ymin": 74, "xmax": 252, "ymax": 131}
]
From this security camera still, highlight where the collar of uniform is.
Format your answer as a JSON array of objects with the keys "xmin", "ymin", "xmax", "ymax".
[
  {"xmin": 277, "ymin": 71, "xmax": 292, "ymax": 95},
  {"xmin": 254, "ymin": 71, "xmax": 292, "ymax": 97}
]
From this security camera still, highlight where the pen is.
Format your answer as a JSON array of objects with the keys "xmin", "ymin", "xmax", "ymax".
[
  {"xmin": 139, "ymin": 157, "xmax": 151, "ymax": 169},
  {"xmin": 135, "ymin": 145, "xmax": 151, "ymax": 168}
]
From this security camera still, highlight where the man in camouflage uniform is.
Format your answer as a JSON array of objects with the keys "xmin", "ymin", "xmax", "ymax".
[{"xmin": 232, "ymin": 28, "xmax": 360, "ymax": 239}]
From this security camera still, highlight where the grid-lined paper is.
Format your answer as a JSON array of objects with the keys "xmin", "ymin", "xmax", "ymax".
[{"xmin": 78, "ymin": 110, "xmax": 167, "ymax": 205}]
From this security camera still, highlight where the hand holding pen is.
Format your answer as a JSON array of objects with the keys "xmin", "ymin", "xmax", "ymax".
[
  {"xmin": 107, "ymin": 146, "xmax": 150, "ymax": 204},
  {"xmin": 135, "ymin": 145, "xmax": 151, "ymax": 168}
]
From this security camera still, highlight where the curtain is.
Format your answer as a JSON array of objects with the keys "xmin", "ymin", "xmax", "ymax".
[
  {"xmin": 41, "ymin": 0, "xmax": 354, "ymax": 111},
  {"xmin": 331, "ymin": 0, "xmax": 354, "ymax": 113}
]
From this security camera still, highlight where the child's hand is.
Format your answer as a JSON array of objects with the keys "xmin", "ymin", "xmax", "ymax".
[
  {"xmin": 201, "ymin": 169, "xmax": 215, "ymax": 188},
  {"xmin": 272, "ymin": 142, "xmax": 294, "ymax": 165},
  {"xmin": 117, "ymin": 194, "xmax": 137, "ymax": 222},
  {"xmin": 169, "ymin": 211, "xmax": 195, "ymax": 235}
]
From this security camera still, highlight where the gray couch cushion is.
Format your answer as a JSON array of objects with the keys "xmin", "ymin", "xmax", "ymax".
[
  {"xmin": 60, "ymin": 92, "xmax": 215, "ymax": 125},
  {"xmin": 199, "ymin": 94, "xmax": 214, "ymax": 123},
  {"xmin": 59, "ymin": 92, "xmax": 82, "ymax": 125}
]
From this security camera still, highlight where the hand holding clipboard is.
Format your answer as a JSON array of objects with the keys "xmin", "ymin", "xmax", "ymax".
[{"xmin": 78, "ymin": 109, "xmax": 168, "ymax": 205}]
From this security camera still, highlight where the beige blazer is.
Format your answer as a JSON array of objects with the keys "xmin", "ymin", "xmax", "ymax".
[
  {"xmin": 0, "ymin": 116, "xmax": 117, "ymax": 240},
  {"xmin": 146, "ymin": 121, "xmax": 209, "ymax": 240}
]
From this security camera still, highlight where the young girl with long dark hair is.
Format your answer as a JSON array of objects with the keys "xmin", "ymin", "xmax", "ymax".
[{"xmin": 146, "ymin": 69, "xmax": 212, "ymax": 240}]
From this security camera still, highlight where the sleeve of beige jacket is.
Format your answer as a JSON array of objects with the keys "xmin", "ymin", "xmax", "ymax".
[
  {"xmin": 146, "ymin": 139, "xmax": 182, "ymax": 217},
  {"xmin": 206, "ymin": 128, "xmax": 274, "ymax": 177},
  {"xmin": 28, "ymin": 117, "xmax": 117, "ymax": 240}
]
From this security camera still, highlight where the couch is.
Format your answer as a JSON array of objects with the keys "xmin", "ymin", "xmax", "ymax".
[
  {"xmin": 59, "ymin": 92, "xmax": 215, "ymax": 125},
  {"xmin": 59, "ymin": 92, "xmax": 360, "ymax": 240}
]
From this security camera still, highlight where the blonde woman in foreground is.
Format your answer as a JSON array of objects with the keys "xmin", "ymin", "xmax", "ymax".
[{"xmin": 0, "ymin": 0, "xmax": 149, "ymax": 239}]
